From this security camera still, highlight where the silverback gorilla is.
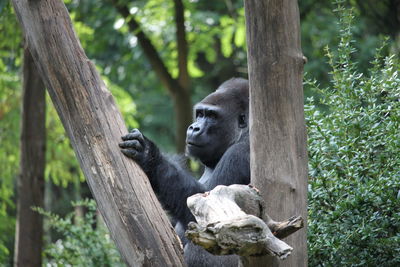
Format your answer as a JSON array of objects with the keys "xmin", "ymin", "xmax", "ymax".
[{"xmin": 119, "ymin": 78, "xmax": 250, "ymax": 266}]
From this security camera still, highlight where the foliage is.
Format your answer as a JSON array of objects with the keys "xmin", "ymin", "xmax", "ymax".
[
  {"xmin": 306, "ymin": 6, "xmax": 400, "ymax": 266},
  {"xmin": 34, "ymin": 199, "xmax": 125, "ymax": 267},
  {"xmin": 300, "ymin": 0, "xmax": 388, "ymax": 94},
  {"xmin": 0, "ymin": 70, "xmax": 19, "ymax": 264},
  {"xmin": 0, "ymin": 2, "xmax": 22, "ymax": 262}
]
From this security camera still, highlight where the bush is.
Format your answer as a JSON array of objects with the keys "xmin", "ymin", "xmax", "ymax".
[
  {"xmin": 306, "ymin": 6, "xmax": 400, "ymax": 267},
  {"xmin": 35, "ymin": 199, "xmax": 125, "ymax": 267}
]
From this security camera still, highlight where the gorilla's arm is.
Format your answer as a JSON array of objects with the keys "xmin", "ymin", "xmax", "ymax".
[{"xmin": 119, "ymin": 129, "xmax": 206, "ymax": 223}]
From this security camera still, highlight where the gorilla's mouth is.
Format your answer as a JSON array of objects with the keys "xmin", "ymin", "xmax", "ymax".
[{"xmin": 186, "ymin": 142, "xmax": 203, "ymax": 148}]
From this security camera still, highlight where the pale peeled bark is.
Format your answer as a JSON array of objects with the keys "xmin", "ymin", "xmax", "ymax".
[{"xmin": 185, "ymin": 185, "xmax": 303, "ymax": 260}]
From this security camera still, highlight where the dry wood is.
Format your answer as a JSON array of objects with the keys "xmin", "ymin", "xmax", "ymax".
[
  {"xmin": 11, "ymin": 0, "xmax": 184, "ymax": 266},
  {"xmin": 185, "ymin": 185, "xmax": 303, "ymax": 260},
  {"xmin": 245, "ymin": 0, "xmax": 308, "ymax": 266}
]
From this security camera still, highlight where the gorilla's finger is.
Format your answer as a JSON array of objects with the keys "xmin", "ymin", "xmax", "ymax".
[
  {"xmin": 121, "ymin": 130, "xmax": 144, "ymax": 143},
  {"xmin": 118, "ymin": 140, "xmax": 143, "ymax": 151},
  {"xmin": 121, "ymin": 149, "xmax": 138, "ymax": 159},
  {"xmin": 121, "ymin": 132, "xmax": 140, "ymax": 141},
  {"xmin": 118, "ymin": 142, "xmax": 130, "ymax": 149},
  {"xmin": 130, "ymin": 128, "xmax": 141, "ymax": 134}
]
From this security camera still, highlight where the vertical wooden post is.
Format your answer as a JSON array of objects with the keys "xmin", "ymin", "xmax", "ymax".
[{"xmin": 244, "ymin": 0, "xmax": 308, "ymax": 266}]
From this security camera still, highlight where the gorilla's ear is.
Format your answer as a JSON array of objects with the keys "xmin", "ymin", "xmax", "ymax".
[{"xmin": 238, "ymin": 114, "xmax": 247, "ymax": 128}]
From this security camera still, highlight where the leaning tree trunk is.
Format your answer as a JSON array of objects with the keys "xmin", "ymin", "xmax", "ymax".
[
  {"xmin": 11, "ymin": 0, "xmax": 185, "ymax": 266},
  {"xmin": 244, "ymin": 0, "xmax": 308, "ymax": 266},
  {"xmin": 13, "ymin": 48, "xmax": 45, "ymax": 267}
]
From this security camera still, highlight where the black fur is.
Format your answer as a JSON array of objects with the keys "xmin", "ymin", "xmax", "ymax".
[{"xmin": 119, "ymin": 78, "xmax": 250, "ymax": 266}]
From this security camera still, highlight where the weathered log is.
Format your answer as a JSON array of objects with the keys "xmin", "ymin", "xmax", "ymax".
[{"xmin": 185, "ymin": 185, "xmax": 303, "ymax": 260}]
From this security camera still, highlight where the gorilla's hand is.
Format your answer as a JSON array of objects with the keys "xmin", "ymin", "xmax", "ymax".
[{"xmin": 119, "ymin": 129, "xmax": 152, "ymax": 167}]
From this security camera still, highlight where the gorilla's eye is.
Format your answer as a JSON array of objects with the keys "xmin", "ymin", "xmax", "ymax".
[
  {"xmin": 208, "ymin": 111, "xmax": 217, "ymax": 120},
  {"xmin": 196, "ymin": 110, "xmax": 204, "ymax": 118},
  {"xmin": 239, "ymin": 114, "xmax": 246, "ymax": 128}
]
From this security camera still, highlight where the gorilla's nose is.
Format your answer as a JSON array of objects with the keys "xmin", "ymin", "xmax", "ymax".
[
  {"xmin": 188, "ymin": 122, "xmax": 202, "ymax": 134},
  {"xmin": 189, "ymin": 124, "xmax": 200, "ymax": 132}
]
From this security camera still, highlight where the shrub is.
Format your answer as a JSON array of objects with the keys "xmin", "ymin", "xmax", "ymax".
[
  {"xmin": 306, "ymin": 6, "xmax": 400, "ymax": 267},
  {"xmin": 35, "ymin": 199, "xmax": 125, "ymax": 267}
]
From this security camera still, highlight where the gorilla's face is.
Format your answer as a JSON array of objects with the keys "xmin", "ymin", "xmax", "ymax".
[
  {"xmin": 186, "ymin": 102, "xmax": 246, "ymax": 168},
  {"xmin": 186, "ymin": 78, "xmax": 249, "ymax": 168}
]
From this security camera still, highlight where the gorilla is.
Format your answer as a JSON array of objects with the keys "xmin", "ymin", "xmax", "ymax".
[{"xmin": 119, "ymin": 78, "xmax": 250, "ymax": 266}]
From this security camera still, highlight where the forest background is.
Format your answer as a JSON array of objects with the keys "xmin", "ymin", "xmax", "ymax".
[{"xmin": 0, "ymin": 0, "xmax": 399, "ymax": 266}]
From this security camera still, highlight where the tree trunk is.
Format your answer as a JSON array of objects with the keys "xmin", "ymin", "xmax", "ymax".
[
  {"xmin": 173, "ymin": 0, "xmax": 192, "ymax": 153},
  {"xmin": 11, "ymin": 1, "xmax": 185, "ymax": 266},
  {"xmin": 244, "ymin": 0, "xmax": 308, "ymax": 266},
  {"xmin": 173, "ymin": 89, "xmax": 192, "ymax": 153},
  {"xmin": 13, "ymin": 48, "xmax": 45, "ymax": 267}
]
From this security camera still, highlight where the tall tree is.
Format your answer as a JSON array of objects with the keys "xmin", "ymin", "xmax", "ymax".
[
  {"xmin": 111, "ymin": 0, "xmax": 192, "ymax": 153},
  {"xmin": 11, "ymin": 0, "xmax": 184, "ymax": 266},
  {"xmin": 244, "ymin": 0, "xmax": 308, "ymax": 266},
  {"xmin": 13, "ymin": 48, "xmax": 45, "ymax": 267}
]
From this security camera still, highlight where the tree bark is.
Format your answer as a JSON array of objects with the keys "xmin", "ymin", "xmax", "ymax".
[
  {"xmin": 13, "ymin": 48, "xmax": 45, "ymax": 267},
  {"xmin": 11, "ymin": 0, "xmax": 185, "ymax": 266},
  {"xmin": 111, "ymin": 0, "xmax": 192, "ymax": 153},
  {"xmin": 244, "ymin": 0, "xmax": 308, "ymax": 266}
]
